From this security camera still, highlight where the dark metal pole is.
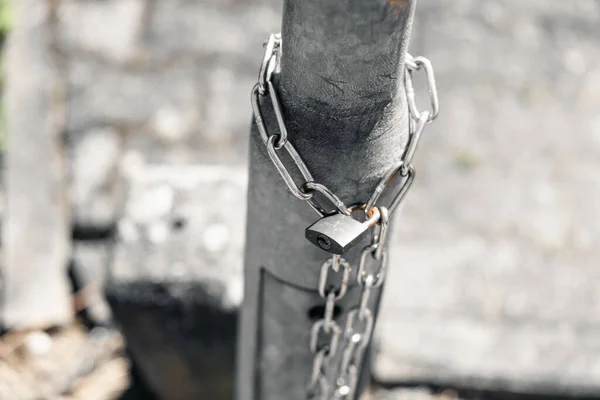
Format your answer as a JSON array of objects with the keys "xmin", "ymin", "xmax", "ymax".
[{"xmin": 237, "ymin": 1, "xmax": 416, "ymax": 399}]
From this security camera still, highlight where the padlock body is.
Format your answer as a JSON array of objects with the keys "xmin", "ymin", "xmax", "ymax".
[{"xmin": 305, "ymin": 213, "xmax": 369, "ymax": 254}]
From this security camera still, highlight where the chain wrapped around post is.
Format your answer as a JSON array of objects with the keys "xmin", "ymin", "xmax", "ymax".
[{"xmin": 251, "ymin": 33, "xmax": 439, "ymax": 399}]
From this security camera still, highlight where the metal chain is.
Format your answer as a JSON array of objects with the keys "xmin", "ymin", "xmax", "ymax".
[
  {"xmin": 252, "ymin": 33, "xmax": 439, "ymax": 399},
  {"xmin": 307, "ymin": 255, "xmax": 350, "ymax": 398},
  {"xmin": 252, "ymin": 34, "xmax": 352, "ymax": 217},
  {"xmin": 333, "ymin": 207, "xmax": 388, "ymax": 398}
]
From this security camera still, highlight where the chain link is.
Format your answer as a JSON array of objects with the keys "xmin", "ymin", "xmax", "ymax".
[
  {"xmin": 358, "ymin": 244, "xmax": 387, "ymax": 288},
  {"xmin": 405, "ymin": 54, "xmax": 439, "ymax": 122},
  {"xmin": 307, "ymin": 349, "xmax": 330, "ymax": 399},
  {"xmin": 308, "ymin": 254, "xmax": 349, "ymax": 398},
  {"xmin": 252, "ymin": 33, "xmax": 439, "ymax": 399},
  {"xmin": 254, "ymin": 33, "xmax": 437, "ymax": 217},
  {"xmin": 303, "ymin": 182, "xmax": 352, "ymax": 217},
  {"xmin": 333, "ymin": 206, "xmax": 388, "ymax": 398},
  {"xmin": 253, "ymin": 33, "xmax": 353, "ymax": 217}
]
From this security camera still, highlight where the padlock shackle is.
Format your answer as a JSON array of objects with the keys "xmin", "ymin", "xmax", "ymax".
[
  {"xmin": 347, "ymin": 204, "xmax": 381, "ymax": 227},
  {"xmin": 364, "ymin": 207, "xmax": 381, "ymax": 227}
]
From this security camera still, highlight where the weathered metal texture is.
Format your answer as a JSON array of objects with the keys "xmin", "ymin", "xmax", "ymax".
[
  {"xmin": 1, "ymin": 0, "xmax": 72, "ymax": 329},
  {"xmin": 374, "ymin": 0, "xmax": 600, "ymax": 396},
  {"xmin": 237, "ymin": 1, "xmax": 416, "ymax": 399}
]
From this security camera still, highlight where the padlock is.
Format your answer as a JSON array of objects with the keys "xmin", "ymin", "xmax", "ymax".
[{"xmin": 305, "ymin": 208, "xmax": 381, "ymax": 254}]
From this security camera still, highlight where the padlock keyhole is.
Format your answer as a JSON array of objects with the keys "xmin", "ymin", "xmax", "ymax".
[{"xmin": 316, "ymin": 234, "xmax": 331, "ymax": 250}]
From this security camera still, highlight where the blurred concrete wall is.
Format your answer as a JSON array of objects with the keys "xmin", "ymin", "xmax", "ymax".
[
  {"xmin": 56, "ymin": 1, "xmax": 281, "ymax": 397},
  {"xmin": 376, "ymin": 0, "xmax": 600, "ymax": 395},
  {"xmin": 57, "ymin": 0, "xmax": 281, "ymax": 230},
  {"xmin": 2, "ymin": 0, "xmax": 281, "ymax": 327}
]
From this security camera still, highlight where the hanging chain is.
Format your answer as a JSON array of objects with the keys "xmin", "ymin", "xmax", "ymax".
[
  {"xmin": 307, "ymin": 254, "xmax": 349, "ymax": 398},
  {"xmin": 252, "ymin": 33, "xmax": 439, "ymax": 399}
]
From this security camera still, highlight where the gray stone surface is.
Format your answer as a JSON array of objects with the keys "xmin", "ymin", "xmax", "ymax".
[
  {"xmin": 69, "ymin": 127, "xmax": 123, "ymax": 229},
  {"xmin": 1, "ymin": 0, "xmax": 72, "ymax": 329},
  {"xmin": 58, "ymin": 0, "xmax": 281, "ymax": 228},
  {"xmin": 111, "ymin": 164, "xmax": 246, "ymax": 308},
  {"xmin": 145, "ymin": 0, "xmax": 281, "ymax": 65},
  {"xmin": 58, "ymin": 0, "xmax": 145, "ymax": 63},
  {"xmin": 374, "ymin": 0, "xmax": 600, "ymax": 395},
  {"xmin": 107, "ymin": 165, "xmax": 245, "ymax": 400}
]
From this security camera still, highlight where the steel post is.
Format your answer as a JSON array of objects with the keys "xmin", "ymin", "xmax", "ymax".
[{"xmin": 237, "ymin": 1, "xmax": 416, "ymax": 399}]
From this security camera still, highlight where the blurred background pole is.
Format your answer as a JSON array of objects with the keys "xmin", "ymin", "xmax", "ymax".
[
  {"xmin": 237, "ymin": 0, "xmax": 416, "ymax": 399},
  {"xmin": 1, "ymin": 0, "xmax": 72, "ymax": 329}
]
